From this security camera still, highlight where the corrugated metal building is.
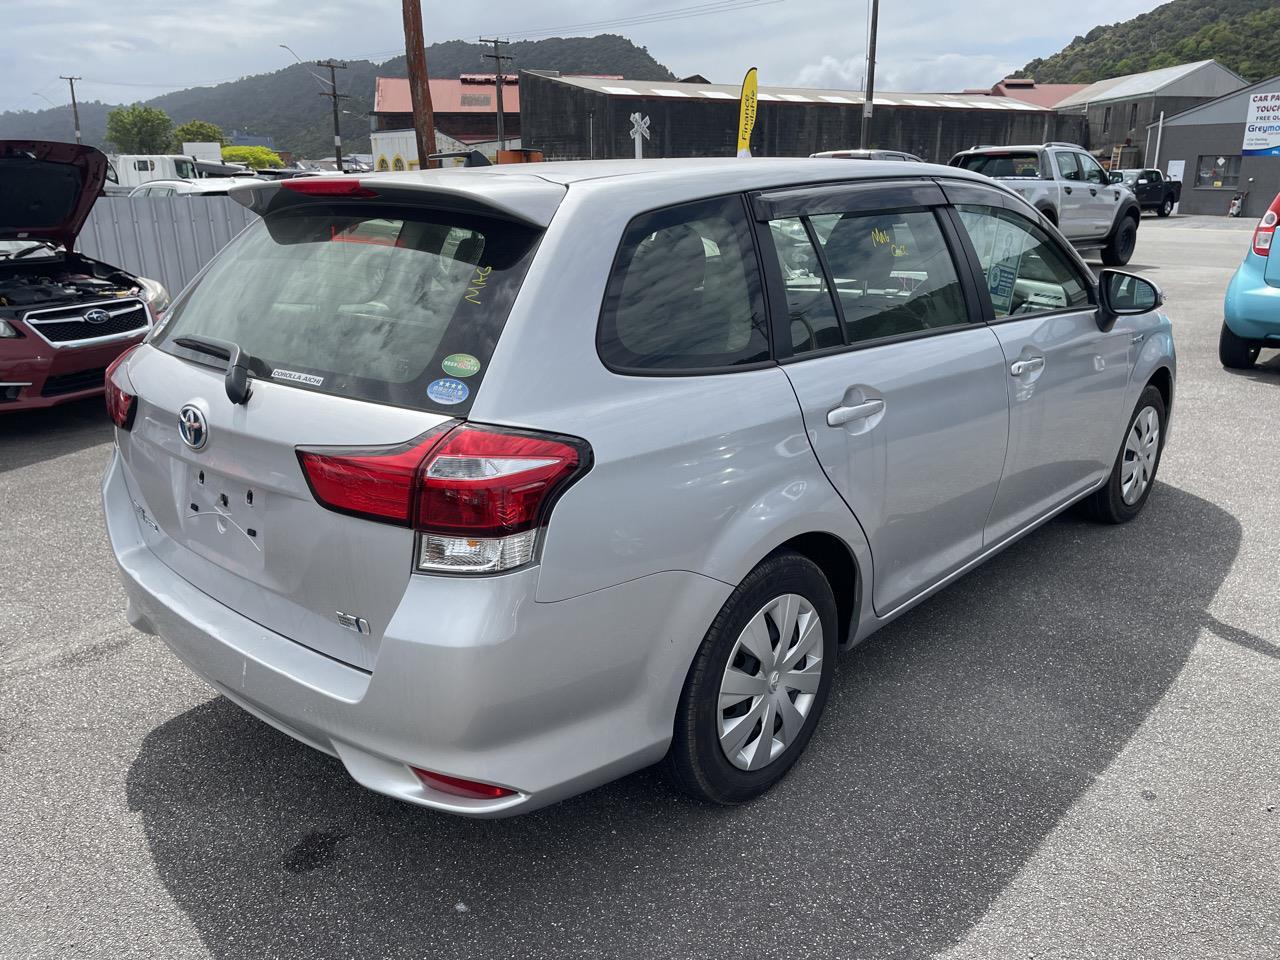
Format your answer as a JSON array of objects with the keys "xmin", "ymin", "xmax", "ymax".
[
  {"xmin": 1151, "ymin": 75, "xmax": 1280, "ymax": 218},
  {"xmin": 519, "ymin": 71, "xmax": 1086, "ymax": 163},
  {"xmin": 1055, "ymin": 60, "xmax": 1246, "ymax": 168}
]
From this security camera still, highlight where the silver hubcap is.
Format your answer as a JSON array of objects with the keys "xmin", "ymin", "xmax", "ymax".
[
  {"xmin": 1121, "ymin": 405, "xmax": 1160, "ymax": 505},
  {"xmin": 717, "ymin": 593, "xmax": 824, "ymax": 771}
]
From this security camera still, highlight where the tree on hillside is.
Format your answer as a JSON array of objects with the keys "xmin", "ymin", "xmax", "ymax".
[
  {"xmin": 105, "ymin": 104, "xmax": 173, "ymax": 154},
  {"xmin": 222, "ymin": 145, "xmax": 283, "ymax": 169},
  {"xmin": 172, "ymin": 120, "xmax": 224, "ymax": 149}
]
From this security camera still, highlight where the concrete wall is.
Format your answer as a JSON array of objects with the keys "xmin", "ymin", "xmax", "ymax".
[
  {"xmin": 77, "ymin": 196, "xmax": 257, "ymax": 296},
  {"xmin": 1157, "ymin": 120, "xmax": 1280, "ymax": 218},
  {"xmin": 521, "ymin": 72, "xmax": 1085, "ymax": 164}
]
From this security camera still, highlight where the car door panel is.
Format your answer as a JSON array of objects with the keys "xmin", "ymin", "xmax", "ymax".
[{"xmin": 1052, "ymin": 152, "xmax": 1088, "ymax": 240}]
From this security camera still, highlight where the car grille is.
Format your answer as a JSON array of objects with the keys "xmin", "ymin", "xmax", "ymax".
[
  {"xmin": 23, "ymin": 298, "xmax": 149, "ymax": 345},
  {"xmin": 41, "ymin": 367, "xmax": 108, "ymax": 397}
]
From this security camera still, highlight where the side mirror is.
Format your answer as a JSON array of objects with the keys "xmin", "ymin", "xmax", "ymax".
[
  {"xmin": 1097, "ymin": 269, "xmax": 1163, "ymax": 331},
  {"xmin": 1109, "ymin": 172, "xmax": 1123, "ymax": 184}
]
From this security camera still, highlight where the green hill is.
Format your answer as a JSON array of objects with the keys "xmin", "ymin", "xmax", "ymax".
[
  {"xmin": 1017, "ymin": 0, "xmax": 1280, "ymax": 84},
  {"xmin": 0, "ymin": 34, "xmax": 674, "ymax": 158}
]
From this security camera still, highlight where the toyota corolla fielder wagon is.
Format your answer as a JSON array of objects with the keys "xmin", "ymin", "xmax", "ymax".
[{"xmin": 103, "ymin": 159, "xmax": 1175, "ymax": 817}]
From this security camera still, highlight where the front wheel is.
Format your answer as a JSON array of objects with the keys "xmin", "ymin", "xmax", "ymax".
[
  {"xmin": 1086, "ymin": 384, "xmax": 1166, "ymax": 524},
  {"xmin": 1157, "ymin": 197, "xmax": 1174, "ymax": 218},
  {"xmin": 1101, "ymin": 217, "xmax": 1138, "ymax": 266},
  {"xmin": 665, "ymin": 550, "xmax": 837, "ymax": 805},
  {"xmin": 1219, "ymin": 322, "xmax": 1259, "ymax": 369}
]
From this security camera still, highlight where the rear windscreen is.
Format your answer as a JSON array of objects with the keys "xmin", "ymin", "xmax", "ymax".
[
  {"xmin": 153, "ymin": 203, "xmax": 541, "ymax": 414},
  {"xmin": 954, "ymin": 153, "xmax": 1042, "ymax": 178}
]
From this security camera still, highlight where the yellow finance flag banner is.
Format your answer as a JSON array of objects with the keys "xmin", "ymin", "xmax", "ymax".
[{"xmin": 737, "ymin": 67, "xmax": 758, "ymax": 158}]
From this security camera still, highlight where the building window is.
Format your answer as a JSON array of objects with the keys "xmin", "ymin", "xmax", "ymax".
[
  {"xmin": 1129, "ymin": 103, "xmax": 1139, "ymax": 130},
  {"xmin": 1102, "ymin": 106, "xmax": 1112, "ymax": 134},
  {"xmin": 1195, "ymin": 155, "xmax": 1241, "ymax": 189},
  {"xmin": 460, "ymin": 94, "xmax": 492, "ymax": 107}
]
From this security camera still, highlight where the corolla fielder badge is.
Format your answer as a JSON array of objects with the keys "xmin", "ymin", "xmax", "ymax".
[
  {"xmin": 178, "ymin": 404, "xmax": 208, "ymax": 450},
  {"xmin": 83, "ymin": 308, "xmax": 111, "ymax": 325}
]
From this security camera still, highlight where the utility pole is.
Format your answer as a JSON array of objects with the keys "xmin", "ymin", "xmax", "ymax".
[
  {"xmin": 479, "ymin": 37, "xmax": 513, "ymax": 152},
  {"xmin": 315, "ymin": 59, "xmax": 348, "ymax": 172},
  {"xmin": 59, "ymin": 76, "xmax": 82, "ymax": 144},
  {"xmin": 402, "ymin": 0, "xmax": 437, "ymax": 168},
  {"xmin": 858, "ymin": 0, "xmax": 879, "ymax": 150}
]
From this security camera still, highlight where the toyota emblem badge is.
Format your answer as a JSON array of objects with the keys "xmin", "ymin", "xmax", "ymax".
[{"xmin": 178, "ymin": 404, "xmax": 208, "ymax": 450}]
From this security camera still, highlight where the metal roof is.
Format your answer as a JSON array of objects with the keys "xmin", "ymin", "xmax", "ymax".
[
  {"xmin": 1054, "ymin": 60, "xmax": 1244, "ymax": 107},
  {"xmin": 542, "ymin": 74, "xmax": 1046, "ymax": 112}
]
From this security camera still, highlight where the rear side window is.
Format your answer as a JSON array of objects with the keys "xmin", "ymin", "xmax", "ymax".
[
  {"xmin": 598, "ymin": 195, "xmax": 769, "ymax": 372},
  {"xmin": 955, "ymin": 205, "xmax": 1090, "ymax": 317},
  {"xmin": 809, "ymin": 209, "xmax": 970, "ymax": 344},
  {"xmin": 154, "ymin": 203, "xmax": 540, "ymax": 414}
]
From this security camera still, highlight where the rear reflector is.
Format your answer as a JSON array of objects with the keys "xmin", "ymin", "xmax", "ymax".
[
  {"xmin": 280, "ymin": 178, "xmax": 378, "ymax": 198},
  {"xmin": 297, "ymin": 422, "xmax": 591, "ymax": 574},
  {"xmin": 412, "ymin": 768, "xmax": 516, "ymax": 800},
  {"xmin": 105, "ymin": 346, "xmax": 140, "ymax": 429}
]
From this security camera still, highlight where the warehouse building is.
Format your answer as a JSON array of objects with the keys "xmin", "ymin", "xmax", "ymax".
[
  {"xmin": 518, "ymin": 71, "xmax": 1085, "ymax": 163},
  {"xmin": 1149, "ymin": 74, "xmax": 1280, "ymax": 218},
  {"xmin": 370, "ymin": 74, "xmax": 521, "ymax": 168},
  {"xmin": 1054, "ymin": 60, "xmax": 1246, "ymax": 168}
]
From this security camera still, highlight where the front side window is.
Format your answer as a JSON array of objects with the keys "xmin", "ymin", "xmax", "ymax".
[
  {"xmin": 599, "ymin": 195, "xmax": 768, "ymax": 371},
  {"xmin": 808, "ymin": 209, "xmax": 970, "ymax": 345},
  {"xmin": 154, "ymin": 203, "xmax": 541, "ymax": 414},
  {"xmin": 1078, "ymin": 154, "xmax": 1107, "ymax": 185},
  {"xmin": 174, "ymin": 159, "xmax": 197, "ymax": 179},
  {"xmin": 955, "ymin": 205, "xmax": 1091, "ymax": 317},
  {"xmin": 1195, "ymin": 155, "xmax": 1241, "ymax": 189}
]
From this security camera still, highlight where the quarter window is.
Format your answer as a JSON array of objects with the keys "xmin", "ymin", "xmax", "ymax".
[
  {"xmin": 808, "ymin": 209, "xmax": 970, "ymax": 345},
  {"xmin": 955, "ymin": 205, "xmax": 1091, "ymax": 317},
  {"xmin": 599, "ymin": 195, "xmax": 769, "ymax": 371}
]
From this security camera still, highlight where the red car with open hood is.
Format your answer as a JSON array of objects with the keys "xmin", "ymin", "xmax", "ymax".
[{"xmin": 0, "ymin": 140, "xmax": 168, "ymax": 412}]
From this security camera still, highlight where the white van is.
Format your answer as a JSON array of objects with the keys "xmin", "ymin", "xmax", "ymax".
[{"xmin": 104, "ymin": 155, "xmax": 200, "ymax": 195}]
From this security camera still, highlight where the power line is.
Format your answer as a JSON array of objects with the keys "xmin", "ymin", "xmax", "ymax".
[
  {"xmin": 478, "ymin": 37, "xmax": 514, "ymax": 151},
  {"xmin": 315, "ymin": 59, "xmax": 349, "ymax": 172}
]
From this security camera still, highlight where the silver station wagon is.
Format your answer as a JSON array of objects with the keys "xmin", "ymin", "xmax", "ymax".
[{"xmin": 103, "ymin": 158, "xmax": 1175, "ymax": 816}]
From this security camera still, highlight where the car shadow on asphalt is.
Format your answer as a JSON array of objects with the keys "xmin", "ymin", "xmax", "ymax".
[
  {"xmin": 125, "ymin": 483, "xmax": 1240, "ymax": 960},
  {"xmin": 0, "ymin": 398, "xmax": 113, "ymax": 475}
]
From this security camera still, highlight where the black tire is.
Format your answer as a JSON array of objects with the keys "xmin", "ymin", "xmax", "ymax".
[
  {"xmin": 1101, "ymin": 216, "xmax": 1138, "ymax": 266},
  {"xmin": 665, "ymin": 550, "xmax": 838, "ymax": 805},
  {"xmin": 1086, "ymin": 384, "xmax": 1166, "ymax": 524},
  {"xmin": 1157, "ymin": 196, "xmax": 1174, "ymax": 218},
  {"xmin": 1219, "ymin": 322, "xmax": 1260, "ymax": 369}
]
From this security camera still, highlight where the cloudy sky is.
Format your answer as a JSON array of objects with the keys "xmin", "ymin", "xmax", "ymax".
[{"xmin": 5, "ymin": 0, "xmax": 1166, "ymax": 111}]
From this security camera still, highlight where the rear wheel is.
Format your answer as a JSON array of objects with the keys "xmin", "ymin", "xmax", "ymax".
[
  {"xmin": 1086, "ymin": 385, "xmax": 1166, "ymax": 524},
  {"xmin": 665, "ymin": 550, "xmax": 837, "ymax": 805},
  {"xmin": 1101, "ymin": 217, "xmax": 1138, "ymax": 266},
  {"xmin": 1158, "ymin": 196, "xmax": 1174, "ymax": 218},
  {"xmin": 1219, "ymin": 322, "xmax": 1259, "ymax": 369}
]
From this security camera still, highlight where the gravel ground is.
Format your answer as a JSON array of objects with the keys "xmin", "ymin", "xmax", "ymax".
[{"xmin": 1, "ymin": 214, "xmax": 1276, "ymax": 960}]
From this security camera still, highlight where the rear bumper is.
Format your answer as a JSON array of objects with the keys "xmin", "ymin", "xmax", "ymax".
[
  {"xmin": 1224, "ymin": 255, "xmax": 1280, "ymax": 341},
  {"xmin": 0, "ymin": 333, "xmax": 145, "ymax": 412},
  {"xmin": 103, "ymin": 449, "xmax": 730, "ymax": 817}
]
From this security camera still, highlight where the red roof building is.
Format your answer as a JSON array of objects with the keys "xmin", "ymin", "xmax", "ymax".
[{"xmin": 372, "ymin": 75, "xmax": 521, "ymax": 144}]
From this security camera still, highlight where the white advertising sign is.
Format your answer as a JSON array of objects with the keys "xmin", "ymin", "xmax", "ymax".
[{"xmin": 1243, "ymin": 91, "xmax": 1280, "ymax": 157}]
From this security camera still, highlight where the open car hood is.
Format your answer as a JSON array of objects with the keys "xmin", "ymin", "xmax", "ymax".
[{"xmin": 0, "ymin": 140, "xmax": 108, "ymax": 249}]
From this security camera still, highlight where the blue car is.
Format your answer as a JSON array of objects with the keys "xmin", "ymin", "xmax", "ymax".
[{"xmin": 1222, "ymin": 192, "xmax": 1280, "ymax": 368}]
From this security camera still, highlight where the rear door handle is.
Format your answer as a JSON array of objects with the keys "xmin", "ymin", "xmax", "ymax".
[
  {"xmin": 827, "ymin": 398, "xmax": 885, "ymax": 427},
  {"xmin": 1010, "ymin": 357, "xmax": 1045, "ymax": 377},
  {"xmin": 1090, "ymin": 187, "xmax": 1098, "ymax": 196},
  {"xmin": 1063, "ymin": 186, "xmax": 1073, "ymax": 195}
]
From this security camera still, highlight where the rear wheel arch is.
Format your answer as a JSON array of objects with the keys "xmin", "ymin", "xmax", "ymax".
[
  {"xmin": 768, "ymin": 532, "xmax": 861, "ymax": 647},
  {"xmin": 1037, "ymin": 204, "xmax": 1058, "ymax": 226}
]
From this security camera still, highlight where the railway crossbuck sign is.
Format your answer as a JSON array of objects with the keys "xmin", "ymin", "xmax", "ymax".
[{"xmin": 630, "ymin": 113, "xmax": 650, "ymax": 159}]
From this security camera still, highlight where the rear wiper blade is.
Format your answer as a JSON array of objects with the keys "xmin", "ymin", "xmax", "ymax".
[{"xmin": 173, "ymin": 335, "xmax": 254, "ymax": 405}]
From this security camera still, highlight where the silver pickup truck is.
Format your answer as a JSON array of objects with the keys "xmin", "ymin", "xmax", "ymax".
[{"xmin": 950, "ymin": 142, "xmax": 1142, "ymax": 266}]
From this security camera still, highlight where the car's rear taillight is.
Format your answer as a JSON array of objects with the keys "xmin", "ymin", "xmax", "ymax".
[
  {"xmin": 105, "ymin": 346, "xmax": 140, "ymax": 429},
  {"xmin": 297, "ymin": 423, "xmax": 590, "ymax": 574},
  {"xmin": 1252, "ymin": 194, "xmax": 1280, "ymax": 257}
]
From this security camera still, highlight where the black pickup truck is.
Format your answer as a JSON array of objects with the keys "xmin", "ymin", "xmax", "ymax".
[{"xmin": 1112, "ymin": 168, "xmax": 1181, "ymax": 217}]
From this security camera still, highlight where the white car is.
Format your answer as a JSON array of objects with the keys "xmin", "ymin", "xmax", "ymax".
[{"xmin": 127, "ymin": 177, "xmax": 264, "ymax": 198}]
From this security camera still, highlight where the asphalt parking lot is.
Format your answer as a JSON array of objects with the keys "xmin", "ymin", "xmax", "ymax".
[{"xmin": 2, "ymin": 215, "xmax": 1277, "ymax": 960}]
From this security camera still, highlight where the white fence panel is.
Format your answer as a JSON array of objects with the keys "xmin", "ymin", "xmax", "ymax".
[{"xmin": 77, "ymin": 196, "xmax": 258, "ymax": 296}]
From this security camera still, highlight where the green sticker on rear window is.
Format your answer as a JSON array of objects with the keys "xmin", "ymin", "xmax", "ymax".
[{"xmin": 441, "ymin": 353, "xmax": 481, "ymax": 378}]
